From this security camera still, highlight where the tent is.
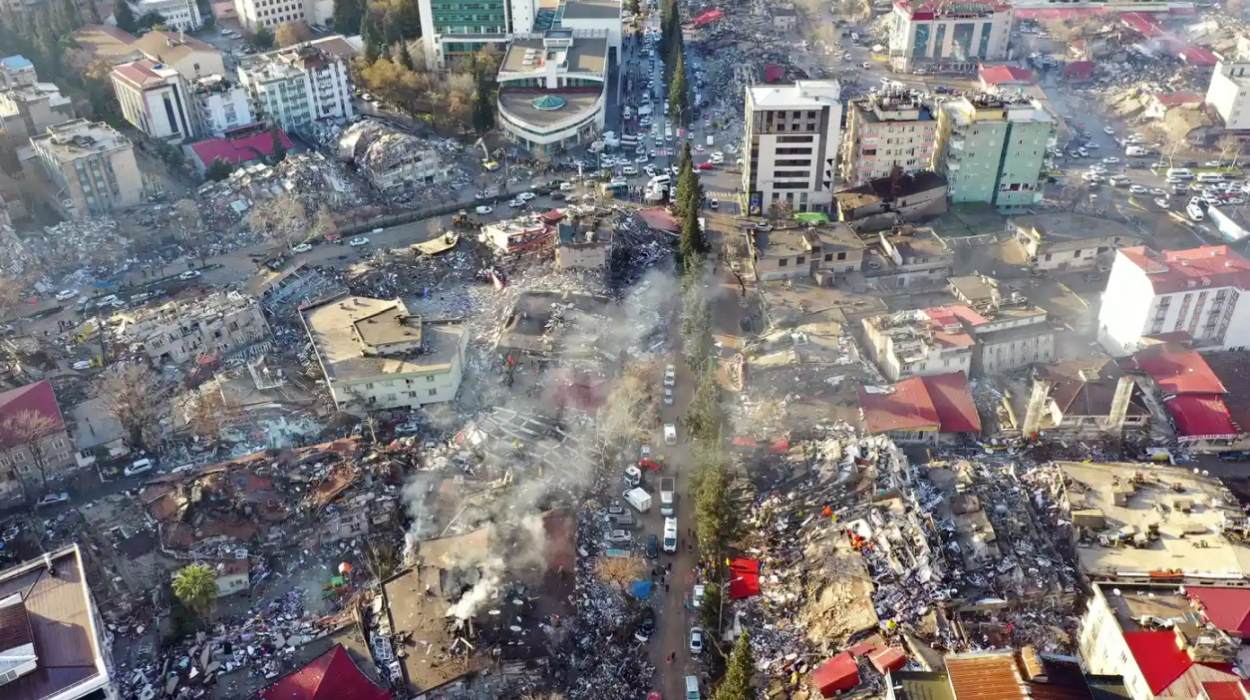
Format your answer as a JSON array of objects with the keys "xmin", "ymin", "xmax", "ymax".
[
  {"xmin": 631, "ymin": 579, "xmax": 654, "ymax": 599},
  {"xmin": 727, "ymin": 558, "xmax": 762, "ymax": 599},
  {"xmin": 811, "ymin": 653, "xmax": 859, "ymax": 697}
]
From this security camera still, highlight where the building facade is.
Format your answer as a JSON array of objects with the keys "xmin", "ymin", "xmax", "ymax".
[
  {"xmin": 0, "ymin": 380, "xmax": 77, "ymax": 503},
  {"xmin": 418, "ymin": 0, "xmax": 511, "ymax": 66},
  {"xmin": 1098, "ymin": 245, "xmax": 1250, "ymax": 356},
  {"xmin": 862, "ymin": 308, "xmax": 976, "ymax": 381},
  {"xmin": 111, "ymin": 59, "xmax": 196, "ymax": 142},
  {"xmin": 337, "ymin": 119, "xmax": 445, "ymax": 191},
  {"xmin": 934, "ymin": 94, "xmax": 1053, "ymax": 207},
  {"xmin": 236, "ymin": 36, "xmax": 355, "ymax": 133},
  {"xmin": 1205, "ymin": 57, "xmax": 1250, "ymax": 131},
  {"xmin": 495, "ymin": 31, "xmax": 608, "ymax": 154},
  {"xmin": 25, "ymin": 119, "xmax": 143, "ymax": 219},
  {"xmin": 132, "ymin": 0, "xmax": 204, "ymax": 30},
  {"xmin": 233, "ymin": 0, "xmax": 329, "ymax": 31},
  {"xmin": 0, "ymin": 81, "xmax": 74, "ymax": 144},
  {"xmin": 841, "ymin": 91, "xmax": 937, "ymax": 187},
  {"xmin": 117, "ymin": 291, "xmax": 270, "ymax": 365},
  {"xmin": 888, "ymin": 0, "xmax": 1012, "ymax": 74},
  {"xmin": 744, "ymin": 223, "xmax": 864, "ymax": 282},
  {"xmin": 741, "ymin": 80, "xmax": 842, "ymax": 215},
  {"xmin": 0, "ymin": 54, "xmax": 37, "ymax": 88},
  {"xmin": 189, "ymin": 75, "xmax": 254, "ymax": 136}
]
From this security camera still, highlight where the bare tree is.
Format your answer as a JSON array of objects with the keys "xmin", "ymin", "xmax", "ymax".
[
  {"xmin": 248, "ymin": 194, "xmax": 309, "ymax": 250},
  {"xmin": 1219, "ymin": 133, "xmax": 1244, "ymax": 169},
  {"xmin": 100, "ymin": 363, "xmax": 163, "ymax": 452},
  {"xmin": 0, "ymin": 408, "xmax": 62, "ymax": 496},
  {"xmin": 596, "ymin": 362, "xmax": 659, "ymax": 447},
  {"xmin": 594, "ymin": 556, "xmax": 646, "ymax": 590},
  {"xmin": 186, "ymin": 389, "xmax": 232, "ymax": 447},
  {"xmin": 274, "ymin": 20, "xmax": 313, "ymax": 47},
  {"xmin": 0, "ymin": 275, "xmax": 24, "ymax": 324}
]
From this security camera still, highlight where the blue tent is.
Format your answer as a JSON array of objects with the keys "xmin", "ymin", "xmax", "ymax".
[{"xmin": 630, "ymin": 580, "xmax": 653, "ymax": 599}]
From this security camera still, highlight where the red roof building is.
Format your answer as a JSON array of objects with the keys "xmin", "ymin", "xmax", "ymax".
[
  {"xmin": 1186, "ymin": 586, "xmax": 1250, "ymax": 637},
  {"xmin": 1124, "ymin": 344, "xmax": 1244, "ymax": 443},
  {"xmin": 812, "ymin": 652, "xmax": 860, "ymax": 697},
  {"xmin": 858, "ymin": 372, "xmax": 981, "ymax": 443},
  {"xmin": 261, "ymin": 645, "xmax": 391, "ymax": 700},
  {"xmin": 0, "ymin": 380, "xmax": 66, "ymax": 444},
  {"xmin": 1117, "ymin": 245, "xmax": 1250, "ymax": 296},
  {"xmin": 1122, "ymin": 630, "xmax": 1242, "ymax": 696},
  {"xmin": 1061, "ymin": 61, "xmax": 1095, "ymax": 82},
  {"xmin": 190, "ymin": 127, "xmax": 292, "ymax": 172},
  {"xmin": 978, "ymin": 64, "xmax": 1035, "ymax": 87}
]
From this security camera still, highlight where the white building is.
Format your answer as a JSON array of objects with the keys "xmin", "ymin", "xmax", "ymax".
[
  {"xmin": 741, "ymin": 80, "xmax": 842, "ymax": 215},
  {"xmin": 233, "ymin": 0, "xmax": 331, "ymax": 31},
  {"xmin": 1097, "ymin": 245, "xmax": 1250, "ymax": 356},
  {"xmin": 841, "ymin": 90, "xmax": 938, "ymax": 187},
  {"xmin": 558, "ymin": 0, "xmax": 622, "ymax": 56},
  {"xmin": 1205, "ymin": 57, "xmax": 1250, "ymax": 131},
  {"xmin": 302, "ymin": 295, "xmax": 468, "ymax": 415},
  {"xmin": 110, "ymin": 58, "xmax": 196, "ymax": 142},
  {"xmin": 888, "ymin": 0, "xmax": 1012, "ymax": 74},
  {"xmin": 236, "ymin": 36, "xmax": 355, "ymax": 133},
  {"xmin": 496, "ymin": 30, "xmax": 608, "ymax": 154},
  {"xmin": 0, "ymin": 54, "xmax": 37, "ymax": 88},
  {"xmin": 131, "ymin": 0, "xmax": 203, "ymax": 30},
  {"xmin": 190, "ymin": 74, "xmax": 254, "ymax": 136},
  {"xmin": 337, "ymin": 120, "xmax": 445, "ymax": 191}
]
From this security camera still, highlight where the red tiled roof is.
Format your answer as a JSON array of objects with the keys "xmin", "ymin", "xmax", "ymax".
[
  {"xmin": 1202, "ymin": 680, "xmax": 1250, "ymax": 700},
  {"xmin": 1124, "ymin": 631, "xmax": 1192, "ymax": 695},
  {"xmin": 1166, "ymin": 394, "xmax": 1239, "ymax": 440},
  {"xmin": 979, "ymin": 64, "xmax": 1035, "ymax": 85},
  {"xmin": 190, "ymin": 129, "xmax": 292, "ymax": 169},
  {"xmin": 637, "ymin": 207, "xmax": 679, "ymax": 233},
  {"xmin": 261, "ymin": 645, "xmax": 390, "ymax": 700},
  {"xmin": 869, "ymin": 646, "xmax": 907, "ymax": 675},
  {"xmin": 946, "ymin": 653, "xmax": 1027, "ymax": 700},
  {"xmin": 1187, "ymin": 587, "xmax": 1250, "ymax": 637},
  {"xmin": 1118, "ymin": 245, "xmax": 1250, "ymax": 295},
  {"xmin": 1127, "ymin": 343, "xmax": 1226, "ymax": 395},
  {"xmin": 1120, "ymin": 11, "xmax": 1163, "ymax": 36},
  {"xmin": 0, "ymin": 380, "xmax": 65, "ymax": 446},
  {"xmin": 1155, "ymin": 92, "xmax": 1203, "ymax": 107},
  {"xmin": 923, "ymin": 372, "xmax": 982, "ymax": 433},
  {"xmin": 691, "ymin": 7, "xmax": 723, "ymax": 26},
  {"xmin": 1179, "ymin": 45, "xmax": 1218, "ymax": 65},
  {"xmin": 1062, "ymin": 61, "xmax": 1096, "ymax": 80},
  {"xmin": 811, "ymin": 652, "xmax": 859, "ymax": 697},
  {"xmin": 112, "ymin": 58, "xmax": 167, "ymax": 87}
]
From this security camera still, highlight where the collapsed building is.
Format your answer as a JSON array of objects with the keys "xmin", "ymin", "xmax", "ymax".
[
  {"xmin": 114, "ymin": 290, "xmax": 271, "ymax": 366},
  {"xmin": 337, "ymin": 119, "xmax": 447, "ymax": 192}
]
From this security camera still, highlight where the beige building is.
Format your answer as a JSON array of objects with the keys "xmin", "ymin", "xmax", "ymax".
[
  {"xmin": 554, "ymin": 219, "xmax": 612, "ymax": 270},
  {"xmin": 116, "ymin": 290, "xmax": 271, "ymax": 365},
  {"xmin": 744, "ymin": 223, "xmax": 864, "ymax": 283},
  {"xmin": 0, "ymin": 81, "xmax": 75, "ymax": 144},
  {"xmin": 0, "ymin": 380, "xmax": 77, "ymax": 503},
  {"xmin": 841, "ymin": 91, "xmax": 938, "ymax": 187},
  {"xmin": 302, "ymin": 295, "xmax": 468, "ymax": 415},
  {"xmin": 862, "ymin": 307, "xmax": 976, "ymax": 381},
  {"xmin": 131, "ymin": 30, "xmax": 226, "ymax": 80},
  {"xmin": 1008, "ymin": 214, "xmax": 1139, "ymax": 272},
  {"xmin": 24, "ymin": 119, "xmax": 143, "ymax": 219}
]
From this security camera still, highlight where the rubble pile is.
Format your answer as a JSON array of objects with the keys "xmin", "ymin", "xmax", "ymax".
[
  {"xmin": 196, "ymin": 152, "xmax": 373, "ymax": 231},
  {"xmin": 24, "ymin": 218, "xmax": 133, "ymax": 278}
]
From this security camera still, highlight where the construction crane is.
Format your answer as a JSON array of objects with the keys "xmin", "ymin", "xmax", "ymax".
[{"xmin": 475, "ymin": 138, "xmax": 499, "ymax": 172}]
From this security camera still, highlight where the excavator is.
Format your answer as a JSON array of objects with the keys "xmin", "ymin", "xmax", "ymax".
[{"xmin": 476, "ymin": 137, "xmax": 499, "ymax": 172}]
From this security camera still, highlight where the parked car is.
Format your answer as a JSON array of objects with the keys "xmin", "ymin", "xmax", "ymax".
[
  {"xmin": 689, "ymin": 627, "xmax": 704, "ymax": 654},
  {"xmin": 292, "ymin": 243, "xmax": 313, "ymax": 253},
  {"xmin": 37, "ymin": 491, "xmax": 69, "ymax": 507},
  {"xmin": 124, "ymin": 458, "xmax": 155, "ymax": 477},
  {"xmin": 605, "ymin": 528, "xmax": 631, "ymax": 543},
  {"xmin": 475, "ymin": 205, "xmax": 493, "ymax": 214},
  {"xmin": 394, "ymin": 422, "xmax": 420, "ymax": 435},
  {"xmin": 635, "ymin": 608, "xmax": 656, "ymax": 642},
  {"xmin": 55, "ymin": 289, "xmax": 78, "ymax": 301},
  {"xmin": 646, "ymin": 534, "xmax": 660, "ymax": 559},
  {"xmin": 518, "ymin": 191, "xmax": 536, "ymax": 201},
  {"xmin": 664, "ymin": 364, "xmax": 676, "ymax": 386},
  {"xmin": 178, "ymin": 270, "xmax": 202, "ymax": 280},
  {"xmin": 348, "ymin": 236, "xmax": 370, "ymax": 247}
]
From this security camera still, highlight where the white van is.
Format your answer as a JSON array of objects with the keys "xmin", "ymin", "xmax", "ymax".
[
  {"xmin": 1197, "ymin": 172, "xmax": 1225, "ymax": 183},
  {"xmin": 663, "ymin": 423, "xmax": 677, "ymax": 445},
  {"xmin": 1187, "ymin": 201, "xmax": 1205, "ymax": 221},
  {"xmin": 663, "ymin": 517, "xmax": 678, "ymax": 552},
  {"xmin": 648, "ymin": 174, "xmax": 671, "ymax": 188},
  {"xmin": 685, "ymin": 676, "xmax": 701, "ymax": 700},
  {"xmin": 1125, "ymin": 145, "xmax": 1148, "ymax": 157},
  {"xmin": 125, "ymin": 458, "xmax": 154, "ymax": 477},
  {"xmin": 1167, "ymin": 167, "xmax": 1194, "ymax": 180}
]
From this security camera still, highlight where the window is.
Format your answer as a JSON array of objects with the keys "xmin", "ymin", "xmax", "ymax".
[
  {"xmin": 796, "ymin": 256, "xmax": 805, "ymax": 264},
  {"xmin": 837, "ymin": 252, "xmax": 847, "ymax": 260},
  {"xmin": 428, "ymin": 388, "xmax": 437, "ymax": 397},
  {"xmin": 778, "ymin": 258, "xmax": 789, "ymax": 267},
  {"xmin": 824, "ymin": 253, "xmax": 833, "ymax": 262}
]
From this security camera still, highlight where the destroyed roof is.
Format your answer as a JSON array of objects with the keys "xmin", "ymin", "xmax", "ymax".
[
  {"xmin": 260, "ymin": 644, "xmax": 390, "ymax": 700},
  {"xmin": 812, "ymin": 652, "xmax": 859, "ymax": 696},
  {"xmin": 637, "ymin": 207, "xmax": 679, "ymax": 233},
  {"xmin": 0, "ymin": 379, "xmax": 65, "ymax": 445},
  {"xmin": 1117, "ymin": 245, "xmax": 1250, "ymax": 295},
  {"xmin": 190, "ymin": 128, "xmax": 292, "ymax": 169},
  {"xmin": 859, "ymin": 372, "xmax": 980, "ymax": 434},
  {"xmin": 1039, "ymin": 359, "xmax": 1150, "ymax": 418},
  {"xmin": 1165, "ymin": 394, "xmax": 1239, "ymax": 440},
  {"xmin": 1124, "ymin": 343, "xmax": 1226, "ymax": 395},
  {"xmin": 302, "ymin": 295, "xmax": 464, "ymax": 381},
  {"xmin": 1185, "ymin": 586, "xmax": 1250, "ymax": 637},
  {"xmin": 945, "ymin": 652, "xmax": 1029, "ymax": 699}
]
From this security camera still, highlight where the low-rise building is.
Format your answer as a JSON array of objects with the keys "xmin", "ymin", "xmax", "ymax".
[
  {"xmin": 858, "ymin": 371, "xmax": 981, "ymax": 445},
  {"xmin": 1123, "ymin": 343, "xmax": 1250, "ymax": 453},
  {"xmin": 211, "ymin": 559, "xmax": 250, "ymax": 597},
  {"xmin": 188, "ymin": 124, "xmax": 292, "ymax": 173},
  {"xmin": 496, "ymin": 30, "xmax": 608, "ymax": 154},
  {"xmin": 1008, "ymin": 214, "xmax": 1139, "ymax": 271},
  {"xmin": 554, "ymin": 215, "xmax": 613, "ymax": 270},
  {"xmin": 841, "ymin": 91, "xmax": 938, "ymax": 187},
  {"xmin": 336, "ymin": 120, "xmax": 445, "ymax": 191},
  {"xmin": 189, "ymin": 74, "xmax": 254, "ymax": 137},
  {"xmin": 886, "ymin": 647, "xmax": 1129, "ymax": 700},
  {"xmin": 481, "ymin": 216, "xmax": 554, "ymax": 254},
  {"xmin": 0, "ymin": 79, "xmax": 75, "ymax": 144},
  {"xmin": 996, "ymin": 358, "xmax": 1148, "ymax": 439},
  {"xmin": 24, "ymin": 119, "xmax": 143, "ymax": 219},
  {"xmin": 861, "ymin": 226, "xmax": 953, "ymax": 290},
  {"xmin": 888, "ymin": 0, "xmax": 1013, "ymax": 74},
  {"xmin": 1098, "ymin": 245, "xmax": 1250, "ymax": 355},
  {"xmin": 132, "ymin": 30, "xmax": 225, "ymax": 80},
  {"xmin": 0, "ymin": 54, "xmax": 37, "ymax": 88},
  {"xmin": 116, "ymin": 290, "xmax": 271, "ymax": 365},
  {"xmin": 0, "ymin": 544, "xmax": 117, "ymax": 700},
  {"xmin": 833, "ymin": 170, "xmax": 947, "ymax": 230},
  {"xmin": 131, "ymin": 0, "xmax": 204, "ymax": 30},
  {"xmin": 237, "ymin": 36, "xmax": 356, "ymax": 134},
  {"xmin": 744, "ymin": 222, "xmax": 864, "ymax": 283},
  {"xmin": 861, "ymin": 307, "xmax": 975, "ymax": 381},
  {"xmin": 933, "ymin": 93, "xmax": 1054, "ymax": 208},
  {"xmin": 111, "ymin": 58, "xmax": 197, "ymax": 142},
  {"xmin": 301, "ymin": 295, "xmax": 468, "ymax": 415},
  {"xmin": 0, "ymin": 380, "xmax": 77, "ymax": 502}
]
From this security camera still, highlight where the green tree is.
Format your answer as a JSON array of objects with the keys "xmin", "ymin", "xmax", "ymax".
[
  {"xmin": 332, "ymin": 0, "xmax": 364, "ymax": 35},
  {"xmin": 394, "ymin": 0, "xmax": 422, "ymax": 39},
  {"xmin": 269, "ymin": 124, "xmax": 286, "ymax": 163},
  {"xmin": 694, "ymin": 449, "xmax": 736, "ymax": 565},
  {"xmin": 135, "ymin": 9, "xmax": 164, "ymax": 30},
  {"xmin": 204, "ymin": 157, "xmax": 234, "ymax": 181},
  {"xmin": 699, "ymin": 581, "xmax": 722, "ymax": 632},
  {"xmin": 674, "ymin": 142, "xmax": 703, "ymax": 218},
  {"xmin": 361, "ymin": 12, "xmax": 381, "ymax": 62},
  {"xmin": 678, "ymin": 200, "xmax": 707, "ymax": 271},
  {"xmin": 253, "ymin": 26, "xmax": 274, "ymax": 49},
  {"xmin": 713, "ymin": 630, "xmax": 755, "ymax": 699},
  {"xmin": 114, "ymin": 0, "xmax": 137, "ymax": 32},
  {"xmin": 685, "ymin": 364, "xmax": 723, "ymax": 441},
  {"xmin": 626, "ymin": 0, "xmax": 639, "ymax": 14},
  {"xmin": 668, "ymin": 46, "xmax": 689, "ymax": 126},
  {"xmin": 172, "ymin": 563, "xmax": 217, "ymax": 620}
]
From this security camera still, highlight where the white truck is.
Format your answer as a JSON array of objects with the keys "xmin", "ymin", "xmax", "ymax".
[
  {"xmin": 624, "ymin": 487, "xmax": 652, "ymax": 513},
  {"xmin": 663, "ymin": 517, "xmax": 678, "ymax": 552},
  {"xmin": 660, "ymin": 477, "xmax": 676, "ymax": 516}
]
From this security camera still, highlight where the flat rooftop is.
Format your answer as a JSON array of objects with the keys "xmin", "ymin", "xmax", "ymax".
[
  {"xmin": 30, "ymin": 119, "xmax": 132, "ymax": 159},
  {"xmin": 748, "ymin": 80, "xmax": 841, "ymax": 110},
  {"xmin": 303, "ymin": 296, "xmax": 463, "ymax": 382},
  {"xmin": 382, "ymin": 566, "xmax": 489, "ymax": 694},
  {"xmin": 1011, "ymin": 212, "xmax": 1138, "ymax": 243},
  {"xmin": 498, "ymin": 88, "xmax": 603, "ymax": 130},
  {"xmin": 501, "ymin": 34, "xmax": 607, "ymax": 75},
  {"xmin": 1057, "ymin": 461, "xmax": 1250, "ymax": 578},
  {"xmin": 561, "ymin": 0, "xmax": 620, "ymax": 19}
]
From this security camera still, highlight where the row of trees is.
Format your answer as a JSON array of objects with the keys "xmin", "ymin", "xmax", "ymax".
[
  {"xmin": 660, "ymin": 0, "xmax": 688, "ymax": 125},
  {"xmin": 353, "ymin": 44, "xmax": 499, "ymax": 134}
]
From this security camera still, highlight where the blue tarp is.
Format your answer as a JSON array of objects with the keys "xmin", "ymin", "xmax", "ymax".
[{"xmin": 630, "ymin": 580, "xmax": 653, "ymax": 599}]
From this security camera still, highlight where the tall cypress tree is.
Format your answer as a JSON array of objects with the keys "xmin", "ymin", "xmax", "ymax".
[
  {"xmin": 668, "ymin": 46, "xmax": 688, "ymax": 126},
  {"xmin": 270, "ymin": 124, "xmax": 286, "ymax": 162},
  {"xmin": 332, "ymin": 0, "xmax": 363, "ymax": 36},
  {"xmin": 711, "ymin": 630, "xmax": 755, "ymax": 700},
  {"xmin": 361, "ymin": 12, "xmax": 381, "ymax": 63},
  {"xmin": 113, "ymin": 0, "xmax": 137, "ymax": 33}
]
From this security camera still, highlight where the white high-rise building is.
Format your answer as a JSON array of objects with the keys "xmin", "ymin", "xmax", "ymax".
[
  {"xmin": 233, "ymin": 0, "xmax": 331, "ymax": 32},
  {"xmin": 236, "ymin": 36, "xmax": 355, "ymax": 133},
  {"xmin": 190, "ymin": 75, "xmax": 254, "ymax": 136},
  {"xmin": 741, "ymin": 80, "xmax": 842, "ymax": 215},
  {"xmin": 1097, "ymin": 245, "xmax": 1250, "ymax": 356},
  {"xmin": 131, "ymin": 0, "xmax": 204, "ymax": 30},
  {"xmin": 110, "ymin": 58, "xmax": 196, "ymax": 142},
  {"xmin": 1206, "ymin": 50, "xmax": 1250, "ymax": 131}
]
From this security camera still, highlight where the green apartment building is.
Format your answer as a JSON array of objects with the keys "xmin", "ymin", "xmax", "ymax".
[
  {"xmin": 418, "ymin": 0, "xmax": 512, "ymax": 65},
  {"xmin": 934, "ymin": 94, "xmax": 1054, "ymax": 208}
]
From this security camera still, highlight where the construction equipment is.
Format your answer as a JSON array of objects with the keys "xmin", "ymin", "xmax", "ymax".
[{"xmin": 476, "ymin": 138, "xmax": 499, "ymax": 171}]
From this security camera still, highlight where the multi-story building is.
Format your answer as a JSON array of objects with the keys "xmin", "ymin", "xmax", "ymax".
[
  {"xmin": 131, "ymin": 0, "xmax": 203, "ymax": 30},
  {"xmin": 744, "ymin": 222, "xmax": 864, "ymax": 282},
  {"xmin": 233, "ymin": 0, "xmax": 331, "ymax": 31},
  {"xmin": 0, "ymin": 545, "xmax": 117, "ymax": 700},
  {"xmin": 741, "ymin": 80, "xmax": 842, "ymax": 215},
  {"xmin": 117, "ymin": 290, "xmax": 271, "ymax": 365},
  {"xmin": 110, "ymin": 58, "xmax": 197, "ymax": 142},
  {"xmin": 1205, "ymin": 55, "xmax": 1250, "ymax": 131},
  {"xmin": 0, "ymin": 54, "xmax": 37, "ymax": 88},
  {"xmin": 888, "ymin": 0, "xmax": 1012, "ymax": 74},
  {"xmin": 886, "ymin": 647, "xmax": 1128, "ymax": 700},
  {"xmin": 236, "ymin": 36, "xmax": 355, "ymax": 133},
  {"xmin": 189, "ymin": 74, "xmax": 254, "ymax": 136},
  {"xmin": 1097, "ymin": 245, "xmax": 1250, "ymax": 356},
  {"xmin": 862, "ymin": 307, "xmax": 976, "ymax": 381},
  {"xmin": 132, "ymin": 30, "xmax": 226, "ymax": 80},
  {"xmin": 861, "ymin": 226, "xmax": 953, "ymax": 290},
  {"xmin": 419, "ymin": 0, "xmax": 511, "ymax": 66},
  {"xmin": 302, "ymin": 295, "xmax": 468, "ymax": 415},
  {"xmin": 0, "ymin": 79, "xmax": 75, "ymax": 144},
  {"xmin": 25, "ymin": 119, "xmax": 143, "ymax": 219},
  {"xmin": 337, "ymin": 119, "xmax": 446, "ymax": 190},
  {"xmin": 841, "ymin": 91, "xmax": 937, "ymax": 187},
  {"xmin": 933, "ymin": 93, "xmax": 1053, "ymax": 207},
  {"xmin": 495, "ymin": 30, "xmax": 608, "ymax": 154},
  {"xmin": 0, "ymin": 380, "xmax": 77, "ymax": 503}
]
